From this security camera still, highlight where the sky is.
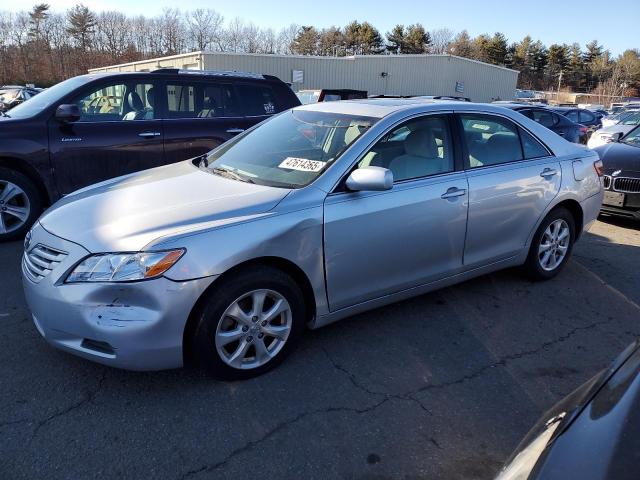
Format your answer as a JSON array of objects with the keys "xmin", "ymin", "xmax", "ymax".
[{"xmin": 7, "ymin": 0, "xmax": 639, "ymax": 55}]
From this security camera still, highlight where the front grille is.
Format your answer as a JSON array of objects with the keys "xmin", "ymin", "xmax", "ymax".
[
  {"xmin": 603, "ymin": 175, "xmax": 612, "ymax": 189},
  {"xmin": 22, "ymin": 244, "xmax": 68, "ymax": 282},
  {"xmin": 613, "ymin": 177, "xmax": 640, "ymax": 193}
]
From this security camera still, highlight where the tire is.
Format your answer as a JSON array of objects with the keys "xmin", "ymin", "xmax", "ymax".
[
  {"xmin": 190, "ymin": 266, "xmax": 306, "ymax": 380},
  {"xmin": 523, "ymin": 207, "xmax": 576, "ymax": 281},
  {"xmin": 0, "ymin": 167, "xmax": 42, "ymax": 242}
]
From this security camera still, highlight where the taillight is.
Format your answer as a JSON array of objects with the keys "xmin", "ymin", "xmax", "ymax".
[{"xmin": 593, "ymin": 159, "xmax": 604, "ymax": 177}]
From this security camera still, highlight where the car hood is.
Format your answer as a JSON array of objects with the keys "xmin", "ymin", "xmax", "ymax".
[
  {"xmin": 595, "ymin": 124, "xmax": 635, "ymax": 135},
  {"xmin": 39, "ymin": 160, "xmax": 291, "ymax": 252},
  {"xmin": 595, "ymin": 142, "xmax": 640, "ymax": 173}
]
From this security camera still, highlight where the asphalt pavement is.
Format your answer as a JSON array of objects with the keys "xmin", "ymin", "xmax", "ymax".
[{"xmin": 1, "ymin": 217, "xmax": 639, "ymax": 480}]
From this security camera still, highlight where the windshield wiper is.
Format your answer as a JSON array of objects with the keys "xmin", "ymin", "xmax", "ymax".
[{"xmin": 211, "ymin": 166, "xmax": 255, "ymax": 184}]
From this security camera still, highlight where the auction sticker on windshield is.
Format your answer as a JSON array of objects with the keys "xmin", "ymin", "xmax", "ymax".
[{"xmin": 278, "ymin": 157, "xmax": 327, "ymax": 172}]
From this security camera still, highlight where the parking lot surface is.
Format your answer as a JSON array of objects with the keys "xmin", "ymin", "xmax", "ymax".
[{"xmin": 1, "ymin": 217, "xmax": 639, "ymax": 480}]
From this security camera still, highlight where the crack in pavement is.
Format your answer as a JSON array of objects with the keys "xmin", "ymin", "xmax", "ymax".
[
  {"xmin": 27, "ymin": 370, "xmax": 108, "ymax": 443},
  {"xmin": 177, "ymin": 396, "xmax": 394, "ymax": 480}
]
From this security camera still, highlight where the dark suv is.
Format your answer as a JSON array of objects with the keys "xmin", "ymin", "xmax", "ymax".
[
  {"xmin": 498, "ymin": 103, "xmax": 589, "ymax": 144},
  {"xmin": 0, "ymin": 69, "xmax": 300, "ymax": 240}
]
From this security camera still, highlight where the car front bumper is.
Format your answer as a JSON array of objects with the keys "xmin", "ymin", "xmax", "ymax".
[{"xmin": 22, "ymin": 222, "xmax": 216, "ymax": 370}]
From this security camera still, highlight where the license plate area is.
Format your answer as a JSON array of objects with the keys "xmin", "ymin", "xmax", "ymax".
[{"xmin": 604, "ymin": 191, "xmax": 625, "ymax": 207}]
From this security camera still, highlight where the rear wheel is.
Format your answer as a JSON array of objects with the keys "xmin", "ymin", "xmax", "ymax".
[
  {"xmin": 524, "ymin": 207, "xmax": 575, "ymax": 281},
  {"xmin": 0, "ymin": 167, "xmax": 42, "ymax": 242},
  {"xmin": 190, "ymin": 266, "xmax": 306, "ymax": 380}
]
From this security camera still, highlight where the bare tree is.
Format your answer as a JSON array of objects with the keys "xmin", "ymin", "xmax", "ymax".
[
  {"xmin": 429, "ymin": 28, "xmax": 453, "ymax": 54},
  {"xmin": 186, "ymin": 8, "xmax": 223, "ymax": 51}
]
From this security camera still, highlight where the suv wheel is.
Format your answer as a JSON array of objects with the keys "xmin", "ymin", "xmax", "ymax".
[
  {"xmin": 0, "ymin": 167, "xmax": 42, "ymax": 242},
  {"xmin": 191, "ymin": 266, "xmax": 305, "ymax": 380}
]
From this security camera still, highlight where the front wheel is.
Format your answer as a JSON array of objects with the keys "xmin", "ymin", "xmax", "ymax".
[
  {"xmin": 523, "ymin": 207, "xmax": 576, "ymax": 281},
  {"xmin": 190, "ymin": 266, "xmax": 306, "ymax": 380},
  {"xmin": 0, "ymin": 167, "xmax": 42, "ymax": 242}
]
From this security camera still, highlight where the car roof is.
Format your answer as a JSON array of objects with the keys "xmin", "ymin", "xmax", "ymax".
[
  {"xmin": 295, "ymin": 98, "xmax": 551, "ymax": 119},
  {"xmin": 79, "ymin": 69, "xmax": 280, "ymax": 82}
]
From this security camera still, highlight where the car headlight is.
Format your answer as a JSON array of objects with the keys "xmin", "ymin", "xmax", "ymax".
[
  {"xmin": 65, "ymin": 249, "xmax": 185, "ymax": 283},
  {"xmin": 496, "ymin": 413, "xmax": 565, "ymax": 480}
]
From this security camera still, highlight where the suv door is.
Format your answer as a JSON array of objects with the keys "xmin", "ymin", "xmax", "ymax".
[
  {"xmin": 161, "ymin": 80, "xmax": 252, "ymax": 163},
  {"xmin": 459, "ymin": 113, "xmax": 561, "ymax": 267},
  {"xmin": 48, "ymin": 78, "xmax": 163, "ymax": 194},
  {"xmin": 323, "ymin": 114, "xmax": 468, "ymax": 310}
]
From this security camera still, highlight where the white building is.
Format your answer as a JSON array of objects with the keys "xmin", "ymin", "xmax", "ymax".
[{"xmin": 89, "ymin": 51, "xmax": 519, "ymax": 102}]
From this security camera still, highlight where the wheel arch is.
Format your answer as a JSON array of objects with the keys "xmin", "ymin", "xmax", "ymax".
[
  {"xmin": 0, "ymin": 156, "xmax": 52, "ymax": 206},
  {"xmin": 552, "ymin": 198, "xmax": 584, "ymax": 241},
  {"xmin": 182, "ymin": 256, "xmax": 317, "ymax": 365}
]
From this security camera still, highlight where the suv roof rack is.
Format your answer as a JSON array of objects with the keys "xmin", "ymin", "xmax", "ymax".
[{"xmin": 151, "ymin": 68, "xmax": 270, "ymax": 80}]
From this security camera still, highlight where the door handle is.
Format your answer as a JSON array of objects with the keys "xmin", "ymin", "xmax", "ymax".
[
  {"xmin": 138, "ymin": 131, "xmax": 161, "ymax": 138},
  {"xmin": 226, "ymin": 128, "xmax": 244, "ymax": 134},
  {"xmin": 540, "ymin": 168, "xmax": 558, "ymax": 178},
  {"xmin": 441, "ymin": 187, "xmax": 466, "ymax": 199},
  {"xmin": 558, "ymin": 131, "xmax": 565, "ymax": 136}
]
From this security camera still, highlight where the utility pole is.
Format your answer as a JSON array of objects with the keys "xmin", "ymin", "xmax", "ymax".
[{"xmin": 557, "ymin": 70, "xmax": 563, "ymax": 103}]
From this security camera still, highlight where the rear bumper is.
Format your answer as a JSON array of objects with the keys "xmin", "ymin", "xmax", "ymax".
[
  {"xmin": 580, "ymin": 190, "xmax": 605, "ymax": 233},
  {"xmin": 21, "ymin": 222, "xmax": 217, "ymax": 370}
]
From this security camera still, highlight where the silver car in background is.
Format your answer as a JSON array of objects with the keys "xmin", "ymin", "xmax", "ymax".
[{"xmin": 22, "ymin": 100, "xmax": 604, "ymax": 380}]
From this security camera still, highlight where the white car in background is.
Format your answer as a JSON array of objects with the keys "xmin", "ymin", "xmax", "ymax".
[{"xmin": 588, "ymin": 111, "xmax": 640, "ymax": 148}]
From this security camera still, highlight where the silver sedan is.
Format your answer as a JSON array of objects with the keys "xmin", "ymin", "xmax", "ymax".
[{"xmin": 22, "ymin": 100, "xmax": 604, "ymax": 379}]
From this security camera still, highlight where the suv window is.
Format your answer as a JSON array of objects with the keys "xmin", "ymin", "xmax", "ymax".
[
  {"xmin": 564, "ymin": 110, "xmax": 579, "ymax": 122},
  {"xmin": 579, "ymin": 110, "xmax": 595, "ymax": 123},
  {"xmin": 237, "ymin": 84, "xmax": 277, "ymax": 116},
  {"xmin": 166, "ymin": 82, "xmax": 240, "ymax": 118},
  {"xmin": 529, "ymin": 109, "xmax": 556, "ymax": 128},
  {"xmin": 73, "ymin": 82, "xmax": 154, "ymax": 122},
  {"xmin": 461, "ymin": 114, "xmax": 547, "ymax": 167},
  {"xmin": 357, "ymin": 115, "xmax": 453, "ymax": 182}
]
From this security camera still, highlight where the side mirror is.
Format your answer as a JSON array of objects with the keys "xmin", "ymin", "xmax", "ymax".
[
  {"xmin": 612, "ymin": 132, "xmax": 624, "ymax": 142},
  {"xmin": 55, "ymin": 104, "xmax": 81, "ymax": 123},
  {"xmin": 345, "ymin": 166, "xmax": 393, "ymax": 192}
]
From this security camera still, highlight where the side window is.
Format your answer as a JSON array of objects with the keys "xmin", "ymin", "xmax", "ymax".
[
  {"xmin": 358, "ymin": 115, "xmax": 454, "ymax": 182},
  {"xmin": 530, "ymin": 109, "xmax": 556, "ymax": 128},
  {"xmin": 201, "ymin": 83, "xmax": 241, "ymax": 118},
  {"xmin": 237, "ymin": 84, "xmax": 277, "ymax": 116},
  {"xmin": 460, "ymin": 114, "xmax": 523, "ymax": 168},
  {"xmin": 74, "ymin": 82, "xmax": 154, "ymax": 122},
  {"xmin": 579, "ymin": 111, "xmax": 595, "ymax": 123},
  {"xmin": 520, "ymin": 128, "xmax": 550, "ymax": 159},
  {"xmin": 564, "ymin": 110, "xmax": 579, "ymax": 122},
  {"xmin": 166, "ymin": 83, "xmax": 196, "ymax": 118}
]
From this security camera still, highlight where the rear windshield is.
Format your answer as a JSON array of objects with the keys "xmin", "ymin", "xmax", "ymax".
[{"xmin": 204, "ymin": 110, "xmax": 378, "ymax": 188}]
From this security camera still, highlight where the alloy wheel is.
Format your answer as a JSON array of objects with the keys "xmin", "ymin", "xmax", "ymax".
[
  {"xmin": 538, "ymin": 219, "xmax": 570, "ymax": 272},
  {"xmin": 0, "ymin": 180, "xmax": 30, "ymax": 235},
  {"xmin": 215, "ymin": 289, "xmax": 292, "ymax": 370}
]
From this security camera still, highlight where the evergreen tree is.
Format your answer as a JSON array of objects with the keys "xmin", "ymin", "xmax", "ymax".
[
  {"xmin": 447, "ymin": 30, "xmax": 474, "ymax": 58},
  {"xmin": 487, "ymin": 32, "xmax": 508, "ymax": 65},
  {"xmin": 403, "ymin": 24, "xmax": 430, "ymax": 54},
  {"xmin": 291, "ymin": 26, "xmax": 319, "ymax": 55},
  {"xmin": 66, "ymin": 4, "xmax": 97, "ymax": 51},
  {"xmin": 385, "ymin": 24, "xmax": 405, "ymax": 54}
]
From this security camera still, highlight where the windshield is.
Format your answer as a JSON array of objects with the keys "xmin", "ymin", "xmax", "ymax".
[
  {"xmin": 296, "ymin": 91, "xmax": 321, "ymax": 105},
  {"xmin": 621, "ymin": 126, "xmax": 640, "ymax": 147},
  {"xmin": 620, "ymin": 112, "xmax": 640, "ymax": 125},
  {"xmin": 0, "ymin": 89, "xmax": 20, "ymax": 103},
  {"xmin": 5, "ymin": 76, "xmax": 89, "ymax": 119},
  {"xmin": 205, "ymin": 110, "xmax": 378, "ymax": 188}
]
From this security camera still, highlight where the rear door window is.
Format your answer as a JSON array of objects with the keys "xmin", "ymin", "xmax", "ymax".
[
  {"xmin": 564, "ymin": 110, "xmax": 579, "ymax": 122},
  {"xmin": 530, "ymin": 109, "xmax": 557, "ymax": 128},
  {"xmin": 237, "ymin": 84, "xmax": 277, "ymax": 116},
  {"xmin": 460, "ymin": 114, "xmax": 523, "ymax": 168},
  {"xmin": 166, "ymin": 82, "xmax": 240, "ymax": 118},
  {"xmin": 579, "ymin": 110, "xmax": 596, "ymax": 123}
]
